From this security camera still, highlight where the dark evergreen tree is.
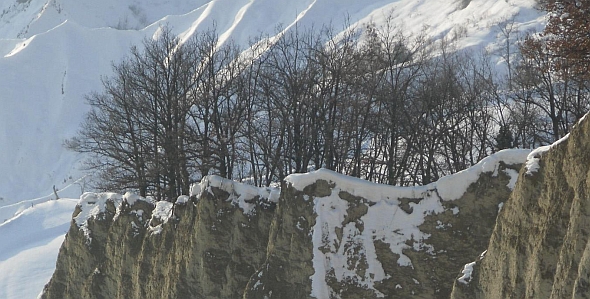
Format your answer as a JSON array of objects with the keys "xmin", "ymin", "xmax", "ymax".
[{"xmin": 495, "ymin": 124, "xmax": 514, "ymax": 150}]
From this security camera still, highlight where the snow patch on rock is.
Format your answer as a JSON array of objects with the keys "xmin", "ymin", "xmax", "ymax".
[
  {"xmin": 525, "ymin": 134, "xmax": 569, "ymax": 175},
  {"xmin": 74, "ymin": 192, "xmax": 156, "ymax": 242},
  {"xmin": 436, "ymin": 149, "xmax": 530, "ymax": 200},
  {"xmin": 457, "ymin": 261, "xmax": 476, "ymax": 284},
  {"xmin": 287, "ymin": 149, "xmax": 530, "ymax": 298},
  {"xmin": 195, "ymin": 175, "xmax": 280, "ymax": 215},
  {"xmin": 73, "ymin": 192, "xmax": 122, "ymax": 244}
]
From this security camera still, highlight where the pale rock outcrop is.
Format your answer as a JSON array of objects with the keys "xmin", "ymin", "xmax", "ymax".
[
  {"xmin": 41, "ymin": 151, "xmax": 529, "ymax": 299},
  {"xmin": 450, "ymin": 114, "xmax": 590, "ymax": 299}
]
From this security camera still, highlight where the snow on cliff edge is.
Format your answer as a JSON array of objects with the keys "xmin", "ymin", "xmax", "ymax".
[
  {"xmin": 0, "ymin": 148, "xmax": 529, "ymax": 299},
  {"xmin": 285, "ymin": 149, "xmax": 530, "ymax": 297}
]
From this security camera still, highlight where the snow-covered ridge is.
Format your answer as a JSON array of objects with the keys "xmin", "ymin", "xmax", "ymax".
[
  {"xmin": 286, "ymin": 148, "xmax": 531, "ymax": 201},
  {"xmin": 523, "ymin": 113, "xmax": 590, "ymax": 176},
  {"xmin": 72, "ymin": 174, "xmax": 280, "ymax": 242},
  {"xmin": 525, "ymin": 133, "xmax": 570, "ymax": 175},
  {"xmin": 525, "ymin": 112, "xmax": 590, "ymax": 175},
  {"xmin": 73, "ymin": 192, "xmax": 155, "ymax": 243},
  {"xmin": 285, "ymin": 148, "xmax": 530, "ymax": 298},
  {"xmin": 192, "ymin": 175, "xmax": 281, "ymax": 215},
  {"xmin": 71, "ymin": 148, "xmax": 529, "ymax": 243},
  {"xmin": 30, "ymin": 149, "xmax": 529, "ymax": 299},
  {"xmin": 72, "ymin": 147, "xmax": 528, "ymax": 248}
]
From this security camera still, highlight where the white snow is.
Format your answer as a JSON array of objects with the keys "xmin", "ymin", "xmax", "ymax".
[
  {"xmin": 148, "ymin": 201, "xmax": 174, "ymax": 235},
  {"xmin": 503, "ymin": 168, "xmax": 519, "ymax": 190},
  {"xmin": 151, "ymin": 201, "xmax": 174, "ymax": 222},
  {"xmin": 0, "ymin": 148, "xmax": 532, "ymax": 298},
  {"xmin": 310, "ymin": 191, "xmax": 349, "ymax": 298},
  {"xmin": 0, "ymin": 199, "xmax": 78, "ymax": 299},
  {"xmin": 0, "ymin": 0, "xmax": 547, "ymax": 298},
  {"xmin": 525, "ymin": 145, "xmax": 551, "ymax": 175},
  {"xmin": 309, "ymin": 185, "xmax": 437, "ymax": 296},
  {"xmin": 196, "ymin": 175, "xmax": 279, "ymax": 215},
  {"xmin": 74, "ymin": 192, "xmax": 122, "ymax": 226},
  {"xmin": 74, "ymin": 192, "xmax": 123, "ymax": 244},
  {"xmin": 456, "ymin": 250, "xmax": 487, "ymax": 284},
  {"xmin": 0, "ymin": 0, "xmax": 544, "ymax": 207},
  {"xmin": 457, "ymin": 261, "xmax": 477, "ymax": 284},
  {"xmin": 288, "ymin": 149, "xmax": 531, "ymax": 202},
  {"xmin": 292, "ymin": 149, "xmax": 531, "ymax": 298},
  {"xmin": 436, "ymin": 149, "xmax": 531, "ymax": 201},
  {"xmin": 525, "ymin": 133, "xmax": 570, "ymax": 175},
  {"xmin": 124, "ymin": 192, "xmax": 141, "ymax": 206},
  {"xmin": 73, "ymin": 192, "xmax": 157, "ymax": 238},
  {"xmin": 176, "ymin": 195, "xmax": 190, "ymax": 204}
]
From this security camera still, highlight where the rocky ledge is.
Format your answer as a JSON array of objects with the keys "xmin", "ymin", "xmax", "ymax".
[{"xmin": 41, "ymin": 150, "xmax": 530, "ymax": 299}]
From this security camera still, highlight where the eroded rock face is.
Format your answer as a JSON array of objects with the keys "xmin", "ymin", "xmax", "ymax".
[
  {"xmin": 450, "ymin": 115, "xmax": 590, "ymax": 299},
  {"xmin": 41, "ymin": 151, "xmax": 528, "ymax": 299},
  {"xmin": 41, "ymin": 179, "xmax": 277, "ymax": 299},
  {"xmin": 263, "ymin": 161, "xmax": 524, "ymax": 299}
]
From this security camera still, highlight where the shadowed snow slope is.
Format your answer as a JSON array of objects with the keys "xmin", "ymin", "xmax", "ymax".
[
  {"xmin": 0, "ymin": 199, "xmax": 78, "ymax": 299},
  {"xmin": 0, "ymin": 0, "xmax": 545, "ymax": 203}
]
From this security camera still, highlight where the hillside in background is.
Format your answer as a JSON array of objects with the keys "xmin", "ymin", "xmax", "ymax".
[{"xmin": 0, "ymin": 0, "xmax": 545, "ymax": 203}]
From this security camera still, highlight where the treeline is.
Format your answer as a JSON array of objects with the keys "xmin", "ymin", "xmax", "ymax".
[{"xmin": 68, "ymin": 11, "xmax": 590, "ymax": 200}]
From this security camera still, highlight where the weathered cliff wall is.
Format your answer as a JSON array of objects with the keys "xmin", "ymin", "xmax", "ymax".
[
  {"xmin": 450, "ymin": 115, "xmax": 590, "ymax": 299},
  {"xmin": 41, "ymin": 177, "xmax": 278, "ymax": 299},
  {"xmin": 244, "ymin": 158, "xmax": 527, "ymax": 299},
  {"xmin": 41, "ymin": 151, "xmax": 529, "ymax": 299}
]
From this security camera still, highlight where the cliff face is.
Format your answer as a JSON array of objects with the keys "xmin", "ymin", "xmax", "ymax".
[
  {"xmin": 42, "ymin": 178, "xmax": 278, "ymax": 299},
  {"xmin": 450, "ymin": 115, "xmax": 590, "ymax": 299},
  {"xmin": 41, "ymin": 151, "xmax": 528, "ymax": 299}
]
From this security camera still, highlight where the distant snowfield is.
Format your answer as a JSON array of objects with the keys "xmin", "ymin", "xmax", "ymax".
[{"xmin": 0, "ymin": 0, "xmax": 545, "ymax": 298}]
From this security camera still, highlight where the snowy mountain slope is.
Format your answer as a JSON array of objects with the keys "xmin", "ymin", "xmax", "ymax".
[
  {"xmin": 0, "ymin": 198, "xmax": 77, "ymax": 299},
  {"xmin": 0, "ymin": 0, "xmax": 211, "ymax": 39},
  {"xmin": 0, "ymin": 0, "xmax": 545, "ymax": 204}
]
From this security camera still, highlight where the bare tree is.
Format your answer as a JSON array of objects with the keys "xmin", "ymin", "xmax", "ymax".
[
  {"xmin": 68, "ymin": 26, "xmax": 211, "ymax": 200},
  {"xmin": 70, "ymin": 16, "xmax": 557, "ymax": 194}
]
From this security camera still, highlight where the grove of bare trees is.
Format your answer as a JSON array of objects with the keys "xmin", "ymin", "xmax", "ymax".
[{"xmin": 68, "ymin": 3, "xmax": 590, "ymax": 200}]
